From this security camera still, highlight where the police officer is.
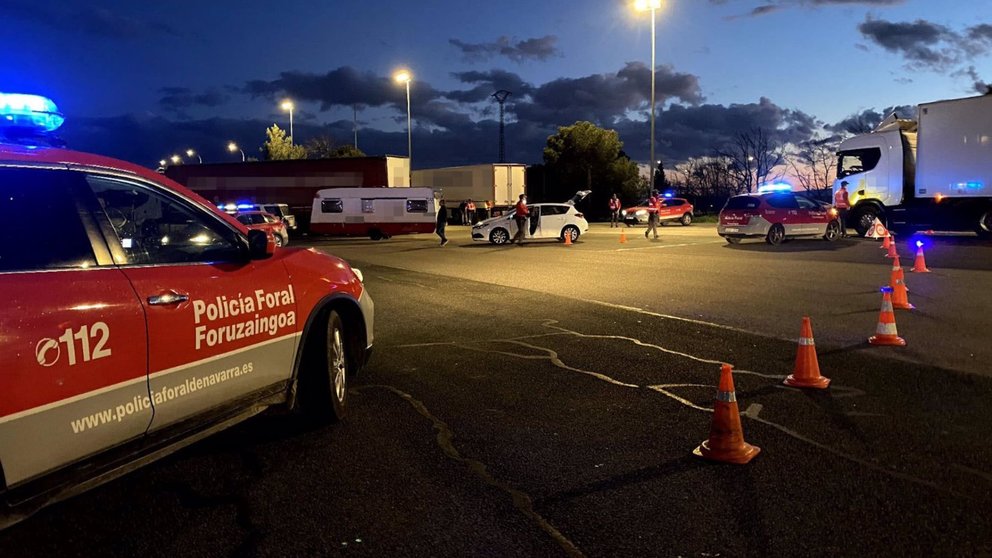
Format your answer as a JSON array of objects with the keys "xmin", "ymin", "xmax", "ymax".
[
  {"xmin": 609, "ymin": 194, "xmax": 621, "ymax": 228},
  {"xmin": 835, "ymin": 181, "xmax": 851, "ymax": 237},
  {"xmin": 436, "ymin": 198, "xmax": 449, "ymax": 246},
  {"xmin": 511, "ymin": 194, "xmax": 529, "ymax": 245},
  {"xmin": 645, "ymin": 190, "xmax": 661, "ymax": 240},
  {"xmin": 466, "ymin": 199, "xmax": 476, "ymax": 225}
]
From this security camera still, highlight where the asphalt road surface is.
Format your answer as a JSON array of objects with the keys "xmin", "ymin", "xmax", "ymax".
[{"xmin": 2, "ymin": 223, "xmax": 990, "ymax": 557}]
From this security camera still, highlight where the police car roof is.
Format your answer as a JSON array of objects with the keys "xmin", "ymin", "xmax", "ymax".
[{"xmin": 0, "ymin": 143, "xmax": 248, "ymax": 233}]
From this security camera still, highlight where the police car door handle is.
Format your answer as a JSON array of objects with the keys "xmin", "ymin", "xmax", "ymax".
[{"xmin": 148, "ymin": 291, "xmax": 189, "ymax": 306}]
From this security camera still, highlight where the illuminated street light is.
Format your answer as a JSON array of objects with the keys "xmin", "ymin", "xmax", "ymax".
[
  {"xmin": 280, "ymin": 100, "xmax": 295, "ymax": 144},
  {"xmin": 228, "ymin": 141, "xmax": 245, "ymax": 162},
  {"xmin": 170, "ymin": 154, "xmax": 181, "ymax": 165},
  {"xmin": 159, "ymin": 159, "xmax": 167, "ymax": 167},
  {"xmin": 635, "ymin": 0, "xmax": 663, "ymax": 194},
  {"xmin": 394, "ymin": 70, "xmax": 413, "ymax": 185},
  {"xmin": 185, "ymin": 148, "xmax": 202, "ymax": 164}
]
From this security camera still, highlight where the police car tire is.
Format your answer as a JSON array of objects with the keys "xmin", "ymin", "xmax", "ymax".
[
  {"xmin": 766, "ymin": 224, "xmax": 785, "ymax": 246},
  {"xmin": 298, "ymin": 310, "xmax": 349, "ymax": 423},
  {"xmin": 274, "ymin": 235, "xmax": 284, "ymax": 247},
  {"xmin": 680, "ymin": 213, "xmax": 692, "ymax": 226},
  {"xmin": 824, "ymin": 220, "xmax": 841, "ymax": 242},
  {"xmin": 977, "ymin": 211, "xmax": 992, "ymax": 239}
]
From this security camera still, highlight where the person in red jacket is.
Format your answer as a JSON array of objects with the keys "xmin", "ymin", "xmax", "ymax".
[
  {"xmin": 645, "ymin": 190, "xmax": 661, "ymax": 240},
  {"xmin": 512, "ymin": 194, "xmax": 529, "ymax": 244},
  {"xmin": 609, "ymin": 193, "xmax": 621, "ymax": 228},
  {"xmin": 466, "ymin": 199, "xmax": 476, "ymax": 225}
]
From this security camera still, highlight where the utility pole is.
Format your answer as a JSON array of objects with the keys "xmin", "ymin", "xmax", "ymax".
[
  {"xmin": 353, "ymin": 105, "xmax": 359, "ymax": 149},
  {"xmin": 492, "ymin": 90, "xmax": 512, "ymax": 163}
]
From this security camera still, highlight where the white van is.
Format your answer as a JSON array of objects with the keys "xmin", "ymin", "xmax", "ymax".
[{"xmin": 311, "ymin": 187, "xmax": 437, "ymax": 240}]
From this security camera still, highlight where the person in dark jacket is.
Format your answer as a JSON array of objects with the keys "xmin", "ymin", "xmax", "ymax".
[{"xmin": 436, "ymin": 199, "xmax": 449, "ymax": 246}]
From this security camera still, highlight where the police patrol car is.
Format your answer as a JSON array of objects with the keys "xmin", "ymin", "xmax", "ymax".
[
  {"xmin": 718, "ymin": 184, "xmax": 843, "ymax": 245},
  {"xmin": 0, "ymin": 93, "xmax": 374, "ymax": 528}
]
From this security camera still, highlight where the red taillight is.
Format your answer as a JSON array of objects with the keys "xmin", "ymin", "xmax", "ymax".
[{"xmin": 575, "ymin": 213, "xmax": 584, "ymax": 219}]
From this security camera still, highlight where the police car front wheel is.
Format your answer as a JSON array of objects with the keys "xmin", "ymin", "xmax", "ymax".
[{"xmin": 297, "ymin": 309, "xmax": 350, "ymax": 423}]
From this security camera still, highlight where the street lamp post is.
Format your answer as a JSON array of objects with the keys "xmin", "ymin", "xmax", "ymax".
[
  {"xmin": 394, "ymin": 70, "xmax": 413, "ymax": 185},
  {"xmin": 170, "ymin": 154, "xmax": 182, "ymax": 165},
  {"xmin": 186, "ymin": 149, "xmax": 202, "ymax": 164},
  {"xmin": 228, "ymin": 141, "xmax": 245, "ymax": 162},
  {"xmin": 635, "ymin": 0, "xmax": 662, "ymax": 193},
  {"xmin": 280, "ymin": 100, "xmax": 294, "ymax": 144}
]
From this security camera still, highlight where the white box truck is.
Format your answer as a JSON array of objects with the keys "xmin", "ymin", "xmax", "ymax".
[
  {"xmin": 834, "ymin": 94, "xmax": 992, "ymax": 238},
  {"xmin": 412, "ymin": 163, "xmax": 526, "ymax": 217}
]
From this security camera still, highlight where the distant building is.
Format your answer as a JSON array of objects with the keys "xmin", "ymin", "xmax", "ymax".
[{"xmin": 163, "ymin": 156, "xmax": 410, "ymax": 231}]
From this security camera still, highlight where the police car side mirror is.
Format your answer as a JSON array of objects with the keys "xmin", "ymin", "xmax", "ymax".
[{"xmin": 246, "ymin": 229, "xmax": 274, "ymax": 260}]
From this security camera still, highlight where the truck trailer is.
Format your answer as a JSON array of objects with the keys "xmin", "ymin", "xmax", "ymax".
[
  {"xmin": 834, "ymin": 94, "xmax": 992, "ymax": 238},
  {"xmin": 412, "ymin": 163, "xmax": 526, "ymax": 216}
]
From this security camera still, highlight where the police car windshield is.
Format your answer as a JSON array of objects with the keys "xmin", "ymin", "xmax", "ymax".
[{"xmin": 725, "ymin": 196, "xmax": 761, "ymax": 210}]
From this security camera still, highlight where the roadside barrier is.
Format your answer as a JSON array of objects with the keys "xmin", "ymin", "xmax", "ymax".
[
  {"xmin": 881, "ymin": 233, "xmax": 891, "ymax": 251},
  {"xmin": 885, "ymin": 234, "xmax": 899, "ymax": 258},
  {"xmin": 783, "ymin": 317, "xmax": 830, "ymax": 389},
  {"xmin": 890, "ymin": 257, "xmax": 907, "ymax": 293},
  {"xmin": 693, "ymin": 364, "xmax": 761, "ymax": 464},
  {"xmin": 868, "ymin": 287, "xmax": 906, "ymax": 346},
  {"xmin": 910, "ymin": 242, "xmax": 931, "ymax": 273},
  {"xmin": 891, "ymin": 274, "xmax": 914, "ymax": 310}
]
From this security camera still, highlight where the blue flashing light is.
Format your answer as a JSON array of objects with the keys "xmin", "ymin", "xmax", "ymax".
[
  {"xmin": 916, "ymin": 240, "xmax": 924, "ymax": 248},
  {"xmin": 955, "ymin": 181, "xmax": 984, "ymax": 191},
  {"xmin": 881, "ymin": 286, "xmax": 893, "ymax": 294},
  {"xmin": 757, "ymin": 182, "xmax": 793, "ymax": 194},
  {"xmin": 663, "ymin": 192, "xmax": 674, "ymax": 199},
  {"xmin": 0, "ymin": 93, "xmax": 64, "ymax": 132},
  {"xmin": 236, "ymin": 203, "xmax": 254, "ymax": 210}
]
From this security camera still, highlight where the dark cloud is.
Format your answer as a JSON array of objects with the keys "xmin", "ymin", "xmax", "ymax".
[
  {"xmin": 449, "ymin": 35, "xmax": 560, "ymax": 63},
  {"xmin": 826, "ymin": 105, "xmax": 916, "ymax": 135},
  {"xmin": 1, "ymin": 0, "xmax": 182, "ymax": 39},
  {"xmin": 956, "ymin": 67, "xmax": 991, "ymax": 95},
  {"xmin": 514, "ymin": 62, "xmax": 703, "ymax": 128},
  {"xmin": 858, "ymin": 18, "xmax": 955, "ymax": 66},
  {"xmin": 714, "ymin": 0, "xmax": 904, "ymax": 18},
  {"xmin": 447, "ymin": 70, "xmax": 535, "ymax": 103},
  {"xmin": 158, "ymin": 87, "xmax": 231, "ymax": 118}
]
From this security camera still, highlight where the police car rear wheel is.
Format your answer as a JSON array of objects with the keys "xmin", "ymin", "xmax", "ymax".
[
  {"xmin": 766, "ymin": 224, "xmax": 785, "ymax": 246},
  {"xmin": 680, "ymin": 213, "xmax": 692, "ymax": 226},
  {"xmin": 327, "ymin": 311, "xmax": 348, "ymax": 420},
  {"xmin": 824, "ymin": 220, "xmax": 841, "ymax": 242}
]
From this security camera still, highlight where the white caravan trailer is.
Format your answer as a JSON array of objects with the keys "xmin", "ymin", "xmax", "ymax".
[{"xmin": 310, "ymin": 187, "xmax": 437, "ymax": 240}]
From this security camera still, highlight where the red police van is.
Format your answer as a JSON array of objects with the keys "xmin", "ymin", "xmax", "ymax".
[{"xmin": 0, "ymin": 93, "xmax": 374, "ymax": 528}]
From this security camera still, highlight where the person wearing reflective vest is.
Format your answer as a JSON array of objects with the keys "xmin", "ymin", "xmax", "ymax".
[
  {"xmin": 645, "ymin": 190, "xmax": 661, "ymax": 240},
  {"xmin": 609, "ymin": 194, "xmax": 622, "ymax": 228},
  {"xmin": 466, "ymin": 200, "xmax": 476, "ymax": 225},
  {"xmin": 834, "ymin": 181, "xmax": 850, "ymax": 237},
  {"xmin": 512, "ymin": 194, "xmax": 529, "ymax": 245}
]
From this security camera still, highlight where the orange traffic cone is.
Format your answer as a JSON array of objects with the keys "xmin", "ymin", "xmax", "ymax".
[
  {"xmin": 885, "ymin": 234, "xmax": 898, "ymax": 258},
  {"xmin": 891, "ymin": 275, "xmax": 914, "ymax": 310},
  {"xmin": 868, "ymin": 287, "xmax": 906, "ymax": 346},
  {"xmin": 890, "ymin": 257, "xmax": 908, "ymax": 293},
  {"xmin": 910, "ymin": 243, "xmax": 931, "ymax": 273},
  {"xmin": 881, "ymin": 234, "xmax": 891, "ymax": 250},
  {"xmin": 619, "ymin": 229, "xmax": 628, "ymax": 244},
  {"xmin": 693, "ymin": 364, "xmax": 761, "ymax": 465},
  {"xmin": 784, "ymin": 317, "xmax": 830, "ymax": 389},
  {"xmin": 563, "ymin": 230, "xmax": 573, "ymax": 246}
]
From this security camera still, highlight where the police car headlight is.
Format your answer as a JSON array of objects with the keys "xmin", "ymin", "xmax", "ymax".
[
  {"xmin": 620, "ymin": 210, "xmax": 627, "ymax": 216},
  {"xmin": 352, "ymin": 268, "xmax": 364, "ymax": 283},
  {"xmin": 636, "ymin": 210, "xmax": 648, "ymax": 216}
]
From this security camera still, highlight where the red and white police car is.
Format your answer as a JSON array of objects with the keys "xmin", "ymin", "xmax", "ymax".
[
  {"xmin": 0, "ymin": 94, "xmax": 374, "ymax": 527},
  {"xmin": 718, "ymin": 187, "xmax": 842, "ymax": 245},
  {"xmin": 621, "ymin": 195, "xmax": 694, "ymax": 226}
]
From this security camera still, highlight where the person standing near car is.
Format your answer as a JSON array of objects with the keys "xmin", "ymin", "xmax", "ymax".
[
  {"xmin": 466, "ymin": 199, "xmax": 476, "ymax": 225},
  {"xmin": 609, "ymin": 193, "xmax": 621, "ymax": 228},
  {"xmin": 511, "ymin": 193, "xmax": 529, "ymax": 245},
  {"xmin": 436, "ymin": 198, "xmax": 449, "ymax": 246},
  {"xmin": 485, "ymin": 200, "xmax": 493, "ymax": 220},
  {"xmin": 834, "ymin": 181, "xmax": 851, "ymax": 237},
  {"xmin": 645, "ymin": 190, "xmax": 661, "ymax": 239}
]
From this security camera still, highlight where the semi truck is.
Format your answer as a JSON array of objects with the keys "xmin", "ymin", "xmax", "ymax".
[
  {"xmin": 412, "ymin": 163, "xmax": 526, "ymax": 217},
  {"xmin": 834, "ymin": 94, "xmax": 992, "ymax": 238}
]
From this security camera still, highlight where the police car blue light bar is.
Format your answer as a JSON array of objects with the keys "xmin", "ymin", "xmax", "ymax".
[
  {"xmin": 0, "ymin": 93, "xmax": 65, "ymax": 132},
  {"xmin": 757, "ymin": 182, "xmax": 792, "ymax": 194}
]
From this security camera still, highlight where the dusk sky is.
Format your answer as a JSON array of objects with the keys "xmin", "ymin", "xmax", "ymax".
[{"xmin": 2, "ymin": 0, "xmax": 990, "ymax": 169}]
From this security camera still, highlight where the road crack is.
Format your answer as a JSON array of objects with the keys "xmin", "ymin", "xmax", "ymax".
[{"xmin": 356, "ymin": 384, "xmax": 586, "ymax": 558}]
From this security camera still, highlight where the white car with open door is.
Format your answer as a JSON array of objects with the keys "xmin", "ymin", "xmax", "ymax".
[{"xmin": 471, "ymin": 191, "xmax": 590, "ymax": 245}]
